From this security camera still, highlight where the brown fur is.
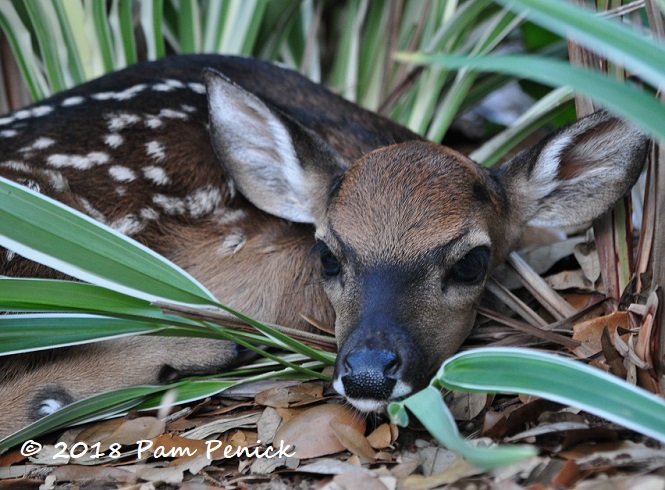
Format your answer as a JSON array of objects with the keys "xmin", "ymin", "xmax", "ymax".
[{"xmin": 0, "ymin": 55, "xmax": 648, "ymax": 437}]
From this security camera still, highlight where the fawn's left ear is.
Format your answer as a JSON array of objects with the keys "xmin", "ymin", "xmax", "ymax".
[
  {"xmin": 497, "ymin": 111, "xmax": 649, "ymax": 228},
  {"xmin": 204, "ymin": 68, "xmax": 347, "ymax": 225}
]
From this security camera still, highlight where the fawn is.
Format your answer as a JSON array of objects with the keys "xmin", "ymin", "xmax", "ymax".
[{"xmin": 0, "ymin": 55, "xmax": 648, "ymax": 437}]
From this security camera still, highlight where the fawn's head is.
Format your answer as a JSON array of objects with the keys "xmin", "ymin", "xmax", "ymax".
[{"xmin": 204, "ymin": 68, "xmax": 648, "ymax": 411}]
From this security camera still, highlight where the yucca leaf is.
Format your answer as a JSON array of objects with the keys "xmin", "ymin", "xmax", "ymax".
[
  {"xmin": 494, "ymin": 0, "xmax": 665, "ymax": 90},
  {"xmin": 0, "ymin": 177, "xmax": 218, "ymax": 306},
  {"xmin": 437, "ymin": 348, "xmax": 665, "ymax": 443},
  {"xmin": 396, "ymin": 53, "xmax": 665, "ymax": 143}
]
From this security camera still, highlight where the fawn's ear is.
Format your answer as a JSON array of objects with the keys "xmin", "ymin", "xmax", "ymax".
[
  {"xmin": 204, "ymin": 68, "xmax": 346, "ymax": 224},
  {"xmin": 496, "ymin": 111, "xmax": 648, "ymax": 228}
]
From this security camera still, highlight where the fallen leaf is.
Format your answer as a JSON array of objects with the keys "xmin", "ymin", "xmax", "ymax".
[
  {"xmin": 399, "ymin": 457, "xmax": 480, "ymax": 489},
  {"xmin": 255, "ymin": 382, "xmax": 324, "ymax": 408},
  {"xmin": 297, "ymin": 458, "xmax": 376, "ymax": 476},
  {"xmin": 97, "ymin": 417, "xmax": 165, "ymax": 450},
  {"xmin": 257, "ymin": 407, "xmax": 282, "ymax": 444},
  {"xmin": 546, "ymin": 269, "xmax": 594, "ymax": 291},
  {"xmin": 446, "ymin": 391, "xmax": 487, "ymax": 420},
  {"xmin": 574, "ymin": 241, "xmax": 600, "ymax": 284},
  {"xmin": 50, "ymin": 465, "xmax": 137, "ymax": 484},
  {"xmin": 334, "ymin": 471, "xmax": 389, "ymax": 490},
  {"xmin": 330, "ymin": 421, "xmax": 376, "ymax": 461},
  {"xmin": 367, "ymin": 423, "xmax": 396, "ymax": 449},
  {"xmin": 274, "ymin": 404, "xmax": 365, "ymax": 459}
]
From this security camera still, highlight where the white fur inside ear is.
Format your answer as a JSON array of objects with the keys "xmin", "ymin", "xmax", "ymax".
[
  {"xmin": 530, "ymin": 134, "xmax": 573, "ymax": 199},
  {"xmin": 207, "ymin": 76, "xmax": 314, "ymax": 223}
]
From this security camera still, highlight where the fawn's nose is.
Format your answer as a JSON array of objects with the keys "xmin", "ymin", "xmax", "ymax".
[{"xmin": 339, "ymin": 349, "xmax": 400, "ymax": 401}]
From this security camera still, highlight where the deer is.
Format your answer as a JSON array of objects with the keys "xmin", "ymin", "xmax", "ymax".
[{"xmin": 0, "ymin": 54, "xmax": 648, "ymax": 439}]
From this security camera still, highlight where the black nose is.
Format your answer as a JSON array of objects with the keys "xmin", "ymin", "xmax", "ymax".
[{"xmin": 341, "ymin": 350, "xmax": 400, "ymax": 400}]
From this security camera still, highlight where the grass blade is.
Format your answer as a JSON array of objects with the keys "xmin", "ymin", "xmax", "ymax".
[
  {"xmin": 494, "ymin": 0, "xmax": 665, "ymax": 90},
  {"xmin": 0, "ymin": 177, "xmax": 217, "ymax": 306},
  {"xmin": 0, "ymin": 314, "xmax": 166, "ymax": 355},
  {"xmin": 437, "ymin": 348, "xmax": 665, "ymax": 442},
  {"xmin": 396, "ymin": 52, "xmax": 665, "ymax": 143}
]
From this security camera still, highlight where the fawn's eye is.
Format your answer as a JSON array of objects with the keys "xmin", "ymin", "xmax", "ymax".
[
  {"xmin": 317, "ymin": 241, "xmax": 341, "ymax": 277},
  {"xmin": 449, "ymin": 246, "xmax": 490, "ymax": 285}
]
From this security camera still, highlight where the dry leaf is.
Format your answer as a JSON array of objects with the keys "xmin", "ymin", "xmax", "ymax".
[
  {"xmin": 334, "ymin": 471, "xmax": 389, "ymax": 490},
  {"xmin": 95, "ymin": 417, "xmax": 165, "ymax": 450},
  {"xmin": 573, "ymin": 241, "xmax": 601, "ymax": 284},
  {"xmin": 255, "ymin": 382, "xmax": 324, "ymax": 408},
  {"xmin": 573, "ymin": 311, "xmax": 628, "ymax": 354},
  {"xmin": 546, "ymin": 269, "xmax": 594, "ymax": 291},
  {"xmin": 330, "ymin": 421, "xmax": 376, "ymax": 461},
  {"xmin": 296, "ymin": 458, "xmax": 376, "ymax": 476},
  {"xmin": 367, "ymin": 423, "xmax": 396, "ymax": 449},
  {"xmin": 50, "ymin": 465, "xmax": 137, "ymax": 484},
  {"xmin": 446, "ymin": 391, "xmax": 487, "ymax": 420},
  {"xmin": 399, "ymin": 457, "xmax": 480, "ymax": 489},
  {"xmin": 257, "ymin": 406, "xmax": 283, "ymax": 444},
  {"xmin": 274, "ymin": 403, "xmax": 365, "ymax": 459}
]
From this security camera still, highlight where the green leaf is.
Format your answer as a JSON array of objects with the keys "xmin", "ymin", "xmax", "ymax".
[
  {"xmin": 437, "ymin": 348, "xmax": 665, "ymax": 443},
  {"xmin": 0, "ymin": 314, "xmax": 166, "ymax": 355},
  {"xmin": 0, "ymin": 177, "xmax": 218, "ymax": 306},
  {"xmin": 0, "ymin": 385, "xmax": 170, "ymax": 453},
  {"xmin": 396, "ymin": 52, "xmax": 665, "ymax": 143},
  {"xmin": 494, "ymin": 0, "xmax": 665, "ymax": 91},
  {"xmin": 390, "ymin": 386, "xmax": 537, "ymax": 470}
]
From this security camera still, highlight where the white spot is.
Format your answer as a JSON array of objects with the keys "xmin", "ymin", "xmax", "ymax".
[
  {"xmin": 44, "ymin": 170, "xmax": 67, "ymax": 192},
  {"xmin": 140, "ymin": 207, "xmax": 160, "ymax": 220},
  {"xmin": 218, "ymin": 230, "xmax": 246, "ymax": 256},
  {"xmin": 188, "ymin": 82, "xmax": 206, "ymax": 94},
  {"xmin": 142, "ymin": 165, "xmax": 170, "ymax": 185},
  {"xmin": 186, "ymin": 186, "xmax": 222, "ymax": 218},
  {"xmin": 31, "ymin": 105, "xmax": 53, "ymax": 117},
  {"xmin": 91, "ymin": 91, "xmax": 116, "ymax": 101},
  {"xmin": 33, "ymin": 137, "xmax": 55, "ymax": 150},
  {"xmin": 47, "ymin": 152, "xmax": 110, "ymax": 170},
  {"xmin": 152, "ymin": 83, "xmax": 174, "ymax": 92},
  {"xmin": 166, "ymin": 79, "xmax": 185, "ymax": 89},
  {"xmin": 61, "ymin": 96, "xmax": 85, "ymax": 107},
  {"xmin": 180, "ymin": 104, "xmax": 197, "ymax": 113},
  {"xmin": 0, "ymin": 116, "xmax": 14, "ymax": 125},
  {"xmin": 106, "ymin": 112, "xmax": 141, "ymax": 131},
  {"xmin": 116, "ymin": 187, "xmax": 127, "ymax": 196},
  {"xmin": 104, "ymin": 133, "xmax": 124, "ymax": 148},
  {"xmin": 108, "ymin": 165, "xmax": 137, "ymax": 182},
  {"xmin": 37, "ymin": 399, "xmax": 64, "ymax": 417},
  {"xmin": 93, "ymin": 84, "xmax": 147, "ymax": 101},
  {"xmin": 0, "ymin": 160, "xmax": 31, "ymax": 172},
  {"xmin": 5, "ymin": 250, "xmax": 15, "ymax": 263},
  {"xmin": 145, "ymin": 117, "xmax": 163, "ymax": 129},
  {"xmin": 158, "ymin": 108, "xmax": 188, "ymax": 120},
  {"xmin": 77, "ymin": 197, "xmax": 107, "ymax": 223},
  {"xmin": 145, "ymin": 141, "xmax": 166, "ymax": 162},
  {"xmin": 19, "ymin": 137, "xmax": 55, "ymax": 153},
  {"xmin": 110, "ymin": 214, "xmax": 144, "ymax": 235},
  {"xmin": 13, "ymin": 110, "xmax": 31, "ymax": 120},
  {"xmin": 153, "ymin": 194, "xmax": 186, "ymax": 215},
  {"xmin": 0, "ymin": 129, "xmax": 18, "ymax": 137},
  {"xmin": 217, "ymin": 209, "xmax": 246, "ymax": 225}
]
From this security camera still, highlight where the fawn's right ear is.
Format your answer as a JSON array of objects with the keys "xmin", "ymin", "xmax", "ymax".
[
  {"xmin": 497, "ymin": 111, "xmax": 648, "ymax": 229},
  {"xmin": 204, "ymin": 68, "xmax": 347, "ymax": 225}
]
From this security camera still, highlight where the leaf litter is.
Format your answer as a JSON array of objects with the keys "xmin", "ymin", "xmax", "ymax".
[{"xmin": 1, "ymin": 188, "xmax": 664, "ymax": 490}]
